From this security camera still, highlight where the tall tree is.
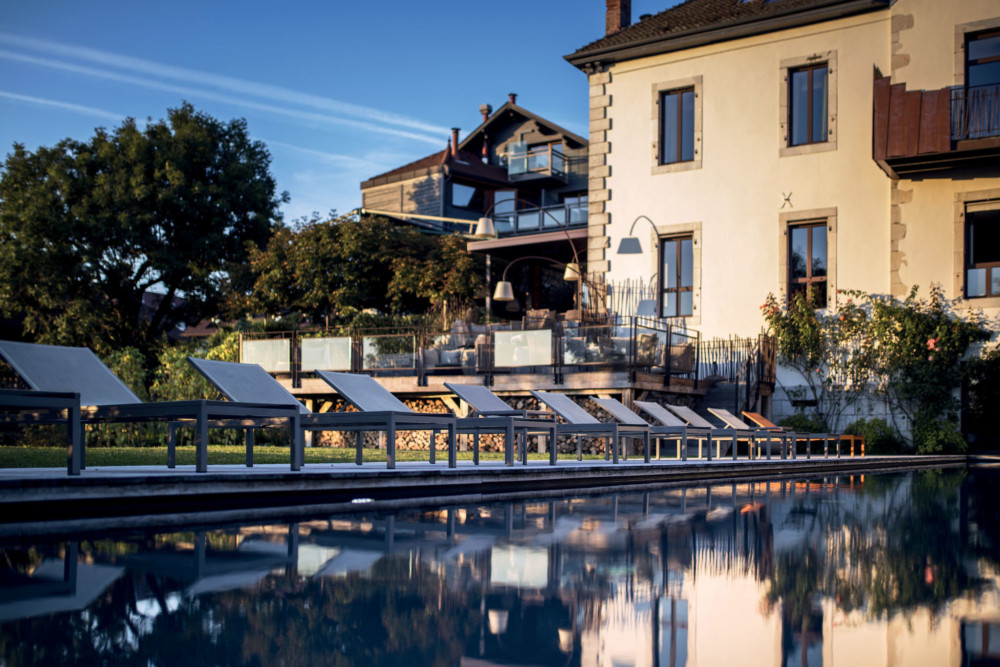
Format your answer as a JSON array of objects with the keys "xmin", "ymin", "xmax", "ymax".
[
  {"xmin": 237, "ymin": 213, "xmax": 483, "ymax": 326},
  {"xmin": 0, "ymin": 102, "xmax": 287, "ymax": 355}
]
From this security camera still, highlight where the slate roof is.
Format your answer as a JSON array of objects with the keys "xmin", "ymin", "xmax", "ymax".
[{"xmin": 567, "ymin": 0, "xmax": 890, "ymax": 65}]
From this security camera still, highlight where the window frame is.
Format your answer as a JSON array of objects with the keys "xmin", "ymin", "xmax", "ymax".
[
  {"xmin": 659, "ymin": 234, "xmax": 695, "ymax": 318},
  {"xmin": 954, "ymin": 190, "xmax": 1000, "ymax": 308},
  {"xmin": 787, "ymin": 63, "xmax": 829, "ymax": 147},
  {"xmin": 778, "ymin": 208, "xmax": 837, "ymax": 309},
  {"xmin": 651, "ymin": 76, "xmax": 702, "ymax": 175},
  {"xmin": 779, "ymin": 52, "xmax": 837, "ymax": 157},
  {"xmin": 787, "ymin": 221, "xmax": 829, "ymax": 307},
  {"xmin": 964, "ymin": 201, "xmax": 1000, "ymax": 300},
  {"xmin": 965, "ymin": 29, "xmax": 1000, "ymax": 88},
  {"xmin": 658, "ymin": 87, "xmax": 695, "ymax": 166}
]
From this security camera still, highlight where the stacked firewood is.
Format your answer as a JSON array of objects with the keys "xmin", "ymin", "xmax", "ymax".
[{"xmin": 311, "ymin": 393, "xmax": 699, "ymax": 456}]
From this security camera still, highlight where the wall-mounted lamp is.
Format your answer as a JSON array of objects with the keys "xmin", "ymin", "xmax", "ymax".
[{"xmin": 616, "ymin": 215, "xmax": 659, "ymax": 255}]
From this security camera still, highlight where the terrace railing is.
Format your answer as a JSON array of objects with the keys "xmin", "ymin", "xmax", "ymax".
[
  {"xmin": 952, "ymin": 83, "xmax": 1000, "ymax": 141},
  {"xmin": 239, "ymin": 316, "xmax": 700, "ymax": 389}
]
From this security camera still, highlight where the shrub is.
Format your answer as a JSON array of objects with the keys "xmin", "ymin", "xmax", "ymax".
[
  {"xmin": 779, "ymin": 413, "xmax": 827, "ymax": 434},
  {"xmin": 844, "ymin": 417, "xmax": 906, "ymax": 455}
]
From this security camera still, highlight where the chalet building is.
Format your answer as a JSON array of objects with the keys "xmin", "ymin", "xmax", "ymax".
[
  {"xmin": 566, "ymin": 0, "xmax": 1000, "ymax": 338},
  {"xmin": 360, "ymin": 96, "xmax": 590, "ymax": 316}
]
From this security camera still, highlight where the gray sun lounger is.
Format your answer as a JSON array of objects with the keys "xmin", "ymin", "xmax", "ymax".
[
  {"xmin": 322, "ymin": 372, "xmax": 558, "ymax": 468},
  {"xmin": 444, "ymin": 383, "xmax": 557, "ymax": 465},
  {"xmin": 634, "ymin": 400, "xmax": 720, "ymax": 460},
  {"xmin": 705, "ymin": 407, "xmax": 784, "ymax": 459},
  {"xmin": 530, "ymin": 391, "xmax": 648, "ymax": 464},
  {"xmin": 0, "ymin": 340, "xmax": 301, "ymax": 474},
  {"xmin": 712, "ymin": 408, "xmax": 837, "ymax": 459},
  {"xmin": 590, "ymin": 396, "xmax": 691, "ymax": 462},
  {"xmin": 0, "ymin": 388, "xmax": 82, "ymax": 475},
  {"xmin": 633, "ymin": 401, "xmax": 735, "ymax": 460},
  {"xmin": 190, "ymin": 359, "xmax": 456, "ymax": 469}
]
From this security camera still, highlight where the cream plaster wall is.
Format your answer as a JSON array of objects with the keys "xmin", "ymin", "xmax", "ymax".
[
  {"xmin": 890, "ymin": 0, "xmax": 1000, "ymax": 324},
  {"xmin": 891, "ymin": 0, "xmax": 1000, "ymax": 89},
  {"xmin": 603, "ymin": 12, "xmax": 893, "ymax": 339},
  {"xmin": 897, "ymin": 176, "xmax": 1000, "ymax": 322}
]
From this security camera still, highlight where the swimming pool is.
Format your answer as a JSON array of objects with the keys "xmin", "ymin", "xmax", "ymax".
[{"xmin": 2, "ymin": 467, "xmax": 997, "ymax": 665}]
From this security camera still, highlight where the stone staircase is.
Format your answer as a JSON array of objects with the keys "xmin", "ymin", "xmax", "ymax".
[{"xmin": 695, "ymin": 379, "xmax": 738, "ymax": 423}]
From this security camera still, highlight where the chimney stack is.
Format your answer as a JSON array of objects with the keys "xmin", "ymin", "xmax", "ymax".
[
  {"xmin": 451, "ymin": 128, "xmax": 459, "ymax": 157},
  {"xmin": 508, "ymin": 93, "xmax": 517, "ymax": 105},
  {"xmin": 606, "ymin": 0, "xmax": 631, "ymax": 36},
  {"xmin": 479, "ymin": 103, "xmax": 493, "ymax": 122}
]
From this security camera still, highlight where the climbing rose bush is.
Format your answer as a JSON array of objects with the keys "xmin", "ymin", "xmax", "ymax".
[{"xmin": 762, "ymin": 285, "xmax": 994, "ymax": 454}]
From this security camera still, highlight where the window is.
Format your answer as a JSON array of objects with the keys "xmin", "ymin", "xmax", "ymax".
[
  {"xmin": 659, "ymin": 88, "xmax": 695, "ymax": 164},
  {"xmin": 788, "ymin": 64, "xmax": 828, "ymax": 146},
  {"xmin": 963, "ymin": 30, "xmax": 1000, "ymax": 140},
  {"xmin": 966, "ymin": 30, "xmax": 1000, "ymax": 89},
  {"xmin": 788, "ymin": 221, "xmax": 827, "ymax": 306},
  {"xmin": 651, "ymin": 76, "xmax": 702, "ymax": 174},
  {"xmin": 779, "ymin": 52, "xmax": 836, "ymax": 156},
  {"xmin": 660, "ymin": 236, "xmax": 693, "ymax": 318},
  {"xmin": 451, "ymin": 182, "xmax": 484, "ymax": 210},
  {"xmin": 965, "ymin": 203, "xmax": 1000, "ymax": 298}
]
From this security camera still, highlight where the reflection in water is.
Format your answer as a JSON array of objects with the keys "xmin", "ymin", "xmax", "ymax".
[{"xmin": 1, "ymin": 469, "xmax": 999, "ymax": 666}]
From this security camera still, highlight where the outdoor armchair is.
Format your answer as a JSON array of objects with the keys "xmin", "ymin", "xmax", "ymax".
[{"xmin": 0, "ymin": 340, "xmax": 301, "ymax": 473}]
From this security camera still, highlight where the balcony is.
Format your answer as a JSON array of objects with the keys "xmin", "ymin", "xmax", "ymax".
[
  {"xmin": 506, "ymin": 144, "xmax": 576, "ymax": 186},
  {"xmin": 491, "ymin": 202, "xmax": 588, "ymax": 236},
  {"xmin": 873, "ymin": 77, "xmax": 1000, "ymax": 177}
]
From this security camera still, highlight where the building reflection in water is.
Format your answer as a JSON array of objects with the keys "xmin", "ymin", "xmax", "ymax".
[{"xmin": 1, "ymin": 469, "xmax": 999, "ymax": 666}]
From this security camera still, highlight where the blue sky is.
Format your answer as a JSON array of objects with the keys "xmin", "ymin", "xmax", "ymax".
[{"xmin": 0, "ymin": 1, "xmax": 676, "ymax": 223}]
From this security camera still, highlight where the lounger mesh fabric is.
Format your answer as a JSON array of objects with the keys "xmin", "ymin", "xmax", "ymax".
[
  {"xmin": 589, "ymin": 397, "xmax": 649, "ymax": 426},
  {"xmin": 529, "ymin": 391, "xmax": 602, "ymax": 424},
  {"xmin": 444, "ymin": 384, "xmax": 522, "ymax": 415},
  {"xmin": 0, "ymin": 340, "xmax": 139, "ymax": 406},
  {"xmin": 187, "ymin": 357, "xmax": 309, "ymax": 413},
  {"xmin": 314, "ymin": 371, "xmax": 412, "ymax": 412}
]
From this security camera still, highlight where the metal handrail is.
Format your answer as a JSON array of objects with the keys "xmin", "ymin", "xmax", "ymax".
[
  {"xmin": 952, "ymin": 83, "xmax": 1000, "ymax": 141},
  {"xmin": 239, "ymin": 316, "xmax": 701, "ymax": 388}
]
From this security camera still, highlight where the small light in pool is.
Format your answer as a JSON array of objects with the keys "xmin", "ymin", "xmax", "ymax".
[{"xmin": 352, "ymin": 497, "xmax": 373, "ymax": 504}]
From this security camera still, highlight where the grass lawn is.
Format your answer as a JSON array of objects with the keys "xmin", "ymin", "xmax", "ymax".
[{"xmin": 0, "ymin": 445, "xmax": 596, "ymax": 468}]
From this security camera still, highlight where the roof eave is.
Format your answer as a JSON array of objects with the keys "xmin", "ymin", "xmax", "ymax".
[{"xmin": 565, "ymin": 0, "xmax": 891, "ymax": 70}]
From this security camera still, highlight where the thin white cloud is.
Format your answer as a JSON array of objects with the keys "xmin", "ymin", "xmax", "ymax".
[
  {"xmin": 0, "ymin": 32, "xmax": 450, "ymax": 136},
  {"xmin": 0, "ymin": 89, "xmax": 122, "ymax": 122},
  {"xmin": 261, "ymin": 138, "xmax": 384, "ymax": 172},
  {"xmin": 0, "ymin": 49, "xmax": 444, "ymax": 146}
]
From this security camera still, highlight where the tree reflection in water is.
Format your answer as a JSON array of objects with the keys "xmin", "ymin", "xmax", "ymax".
[{"xmin": 0, "ymin": 468, "xmax": 997, "ymax": 666}]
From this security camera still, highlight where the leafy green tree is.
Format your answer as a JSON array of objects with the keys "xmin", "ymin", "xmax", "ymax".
[
  {"xmin": 238, "ymin": 213, "xmax": 483, "ymax": 327},
  {"xmin": 0, "ymin": 102, "xmax": 287, "ymax": 357}
]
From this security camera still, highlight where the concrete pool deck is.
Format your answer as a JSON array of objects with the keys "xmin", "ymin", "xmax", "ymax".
[{"xmin": 0, "ymin": 454, "xmax": 974, "ymax": 537}]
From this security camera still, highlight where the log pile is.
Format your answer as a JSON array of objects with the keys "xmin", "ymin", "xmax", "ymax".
[{"xmin": 312, "ymin": 392, "xmax": 695, "ymax": 457}]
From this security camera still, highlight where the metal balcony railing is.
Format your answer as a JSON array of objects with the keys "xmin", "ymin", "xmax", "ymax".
[
  {"xmin": 952, "ymin": 83, "xmax": 1000, "ymax": 141},
  {"xmin": 239, "ymin": 317, "xmax": 701, "ymax": 388},
  {"xmin": 492, "ymin": 204, "xmax": 588, "ymax": 236}
]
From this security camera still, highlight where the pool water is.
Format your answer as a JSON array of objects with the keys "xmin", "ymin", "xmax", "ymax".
[{"xmin": 2, "ymin": 467, "xmax": 998, "ymax": 666}]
